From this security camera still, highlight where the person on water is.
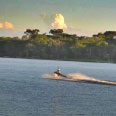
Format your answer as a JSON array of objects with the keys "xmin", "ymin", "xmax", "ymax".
[
  {"xmin": 57, "ymin": 67, "xmax": 61, "ymax": 74},
  {"xmin": 54, "ymin": 67, "xmax": 61, "ymax": 76},
  {"xmin": 54, "ymin": 67, "xmax": 66, "ymax": 77}
]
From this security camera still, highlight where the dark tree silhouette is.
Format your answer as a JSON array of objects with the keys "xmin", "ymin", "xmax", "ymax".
[
  {"xmin": 24, "ymin": 29, "xmax": 40, "ymax": 39},
  {"xmin": 104, "ymin": 31, "xmax": 116, "ymax": 37},
  {"xmin": 49, "ymin": 29, "xmax": 63, "ymax": 35}
]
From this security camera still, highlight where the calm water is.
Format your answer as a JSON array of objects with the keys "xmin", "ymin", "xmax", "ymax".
[{"xmin": 0, "ymin": 58, "xmax": 116, "ymax": 116}]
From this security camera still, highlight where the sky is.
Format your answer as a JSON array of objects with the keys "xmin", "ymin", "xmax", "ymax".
[{"xmin": 0, "ymin": 0, "xmax": 116, "ymax": 37}]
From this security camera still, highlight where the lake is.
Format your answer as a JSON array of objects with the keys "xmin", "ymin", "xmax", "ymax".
[{"xmin": 0, "ymin": 58, "xmax": 116, "ymax": 116}]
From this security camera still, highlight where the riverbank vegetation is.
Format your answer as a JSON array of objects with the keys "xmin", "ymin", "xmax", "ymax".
[{"xmin": 0, "ymin": 29, "xmax": 116, "ymax": 63}]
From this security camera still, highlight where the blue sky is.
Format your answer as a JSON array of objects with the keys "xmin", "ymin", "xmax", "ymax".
[{"xmin": 0, "ymin": 0, "xmax": 116, "ymax": 37}]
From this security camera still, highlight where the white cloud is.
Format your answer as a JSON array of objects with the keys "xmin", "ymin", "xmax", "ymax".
[
  {"xmin": 41, "ymin": 13, "xmax": 99, "ymax": 36},
  {"xmin": 0, "ymin": 22, "xmax": 3, "ymax": 28},
  {"xmin": 51, "ymin": 14, "xmax": 67, "ymax": 29},
  {"xmin": 0, "ymin": 21, "xmax": 14, "ymax": 29},
  {"xmin": 5, "ymin": 21, "xmax": 14, "ymax": 29}
]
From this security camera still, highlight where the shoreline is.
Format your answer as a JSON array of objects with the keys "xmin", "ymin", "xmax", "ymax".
[{"xmin": 0, "ymin": 56, "xmax": 114, "ymax": 64}]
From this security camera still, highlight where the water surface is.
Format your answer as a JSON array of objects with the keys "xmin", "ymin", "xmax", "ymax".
[{"xmin": 0, "ymin": 58, "xmax": 116, "ymax": 116}]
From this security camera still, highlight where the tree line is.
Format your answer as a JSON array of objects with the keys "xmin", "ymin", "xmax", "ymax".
[{"xmin": 0, "ymin": 29, "xmax": 116, "ymax": 63}]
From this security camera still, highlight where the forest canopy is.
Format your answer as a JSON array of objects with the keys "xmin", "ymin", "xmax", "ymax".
[{"xmin": 0, "ymin": 29, "xmax": 116, "ymax": 63}]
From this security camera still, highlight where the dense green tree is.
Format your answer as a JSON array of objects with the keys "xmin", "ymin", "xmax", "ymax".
[{"xmin": 0, "ymin": 30, "xmax": 116, "ymax": 63}]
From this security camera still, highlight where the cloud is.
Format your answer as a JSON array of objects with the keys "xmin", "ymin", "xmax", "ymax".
[
  {"xmin": 40, "ymin": 13, "xmax": 49, "ymax": 24},
  {"xmin": 51, "ymin": 13, "xmax": 82, "ymax": 35},
  {"xmin": 5, "ymin": 21, "xmax": 14, "ymax": 29},
  {"xmin": 40, "ymin": 13, "xmax": 49, "ymax": 21},
  {"xmin": 0, "ymin": 21, "xmax": 14, "ymax": 29},
  {"xmin": 40, "ymin": 13, "xmax": 53, "ymax": 26},
  {"xmin": 0, "ymin": 22, "xmax": 3, "ymax": 28},
  {"xmin": 41, "ymin": 13, "xmax": 96, "ymax": 36},
  {"xmin": 51, "ymin": 14, "xmax": 67, "ymax": 29}
]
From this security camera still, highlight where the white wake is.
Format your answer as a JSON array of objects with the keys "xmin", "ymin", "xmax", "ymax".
[{"xmin": 43, "ymin": 73, "xmax": 116, "ymax": 85}]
